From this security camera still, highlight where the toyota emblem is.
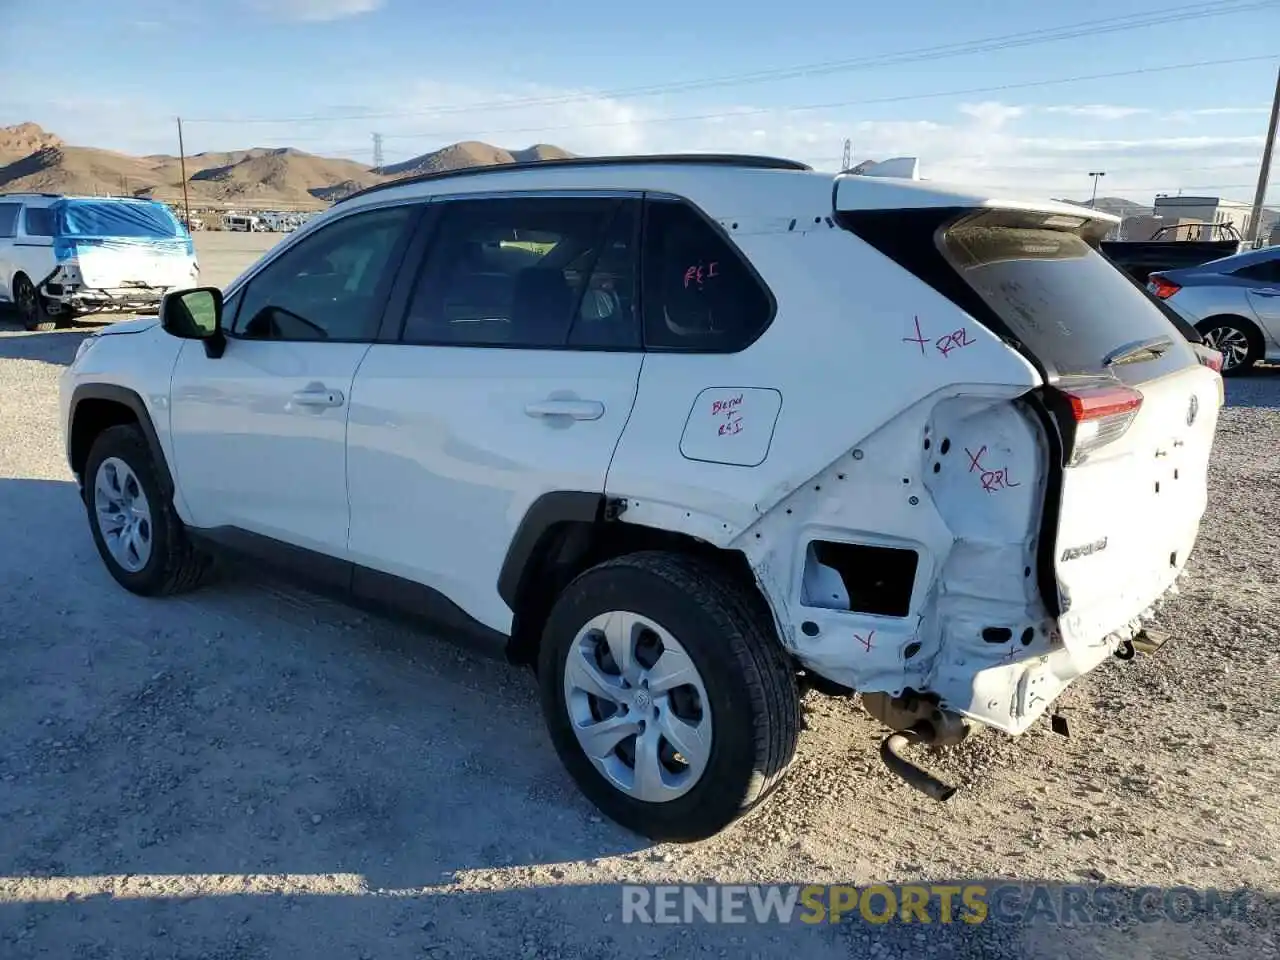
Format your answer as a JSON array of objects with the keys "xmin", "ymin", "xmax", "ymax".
[{"xmin": 1187, "ymin": 394, "xmax": 1199, "ymax": 426}]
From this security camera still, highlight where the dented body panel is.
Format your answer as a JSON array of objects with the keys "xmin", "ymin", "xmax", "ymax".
[{"xmin": 606, "ymin": 175, "xmax": 1218, "ymax": 736}]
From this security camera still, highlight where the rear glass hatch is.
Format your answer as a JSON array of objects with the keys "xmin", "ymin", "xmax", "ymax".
[{"xmin": 841, "ymin": 205, "xmax": 1222, "ymax": 639}]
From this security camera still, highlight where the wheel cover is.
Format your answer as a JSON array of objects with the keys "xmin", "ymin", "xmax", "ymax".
[
  {"xmin": 1202, "ymin": 325, "xmax": 1251, "ymax": 371},
  {"xmin": 93, "ymin": 457, "xmax": 154, "ymax": 573},
  {"xmin": 563, "ymin": 611, "xmax": 713, "ymax": 803}
]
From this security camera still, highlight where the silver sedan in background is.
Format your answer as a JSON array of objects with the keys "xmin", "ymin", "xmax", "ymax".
[{"xmin": 1149, "ymin": 246, "xmax": 1280, "ymax": 375}]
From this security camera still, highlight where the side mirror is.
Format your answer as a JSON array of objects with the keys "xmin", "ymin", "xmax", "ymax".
[{"xmin": 160, "ymin": 287, "xmax": 226, "ymax": 358}]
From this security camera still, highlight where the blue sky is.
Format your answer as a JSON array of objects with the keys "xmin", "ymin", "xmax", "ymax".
[{"xmin": 1, "ymin": 0, "xmax": 1278, "ymax": 202}]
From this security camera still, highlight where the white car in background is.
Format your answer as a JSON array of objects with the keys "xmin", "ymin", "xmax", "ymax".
[
  {"xmin": 0, "ymin": 194, "xmax": 199, "ymax": 331},
  {"xmin": 60, "ymin": 154, "xmax": 1224, "ymax": 840}
]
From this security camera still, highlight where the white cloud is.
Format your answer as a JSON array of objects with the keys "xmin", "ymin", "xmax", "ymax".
[
  {"xmin": 244, "ymin": 0, "xmax": 382, "ymax": 22},
  {"xmin": 3, "ymin": 80, "xmax": 1269, "ymax": 204},
  {"xmin": 1043, "ymin": 105, "xmax": 1150, "ymax": 121},
  {"xmin": 957, "ymin": 102, "xmax": 1025, "ymax": 128}
]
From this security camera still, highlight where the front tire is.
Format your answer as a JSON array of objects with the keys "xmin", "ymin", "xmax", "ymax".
[
  {"xmin": 84, "ymin": 424, "xmax": 211, "ymax": 596},
  {"xmin": 1197, "ymin": 317, "xmax": 1260, "ymax": 375},
  {"xmin": 538, "ymin": 551, "xmax": 799, "ymax": 841},
  {"xmin": 12, "ymin": 274, "xmax": 56, "ymax": 332}
]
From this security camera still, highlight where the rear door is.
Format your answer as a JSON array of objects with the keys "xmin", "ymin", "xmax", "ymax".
[
  {"xmin": 346, "ymin": 194, "xmax": 644, "ymax": 633},
  {"xmin": 1241, "ymin": 255, "xmax": 1280, "ymax": 339},
  {"xmin": 938, "ymin": 211, "xmax": 1221, "ymax": 640}
]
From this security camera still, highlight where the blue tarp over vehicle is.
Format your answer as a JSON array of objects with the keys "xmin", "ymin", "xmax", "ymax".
[{"xmin": 53, "ymin": 199, "xmax": 186, "ymax": 240}]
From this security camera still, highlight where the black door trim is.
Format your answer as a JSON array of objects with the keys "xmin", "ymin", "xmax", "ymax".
[{"xmin": 188, "ymin": 526, "xmax": 509, "ymax": 658}]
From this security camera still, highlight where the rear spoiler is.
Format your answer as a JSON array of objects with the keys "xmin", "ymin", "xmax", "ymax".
[{"xmin": 834, "ymin": 159, "xmax": 1121, "ymax": 230}]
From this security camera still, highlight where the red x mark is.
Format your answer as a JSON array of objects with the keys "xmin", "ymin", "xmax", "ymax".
[
  {"xmin": 902, "ymin": 316, "xmax": 929, "ymax": 356},
  {"xmin": 854, "ymin": 629, "xmax": 875, "ymax": 653},
  {"xmin": 965, "ymin": 445, "xmax": 987, "ymax": 474}
]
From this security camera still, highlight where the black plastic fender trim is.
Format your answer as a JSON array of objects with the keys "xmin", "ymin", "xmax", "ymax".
[
  {"xmin": 69, "ymin": 383, "xmax": 174, "ymax": 498},
  {"xmin": 497, "ymin": 491, "xmax": 607, "ymax": 610}
]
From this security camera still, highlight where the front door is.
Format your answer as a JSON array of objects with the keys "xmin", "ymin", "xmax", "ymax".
[
  {"xmin": 346, "ymin": 195, "xmax": 645, "ymax": 633},
  {"xmin": 168, "ymin": 202, "xmax": 421, "ymax": 559}
]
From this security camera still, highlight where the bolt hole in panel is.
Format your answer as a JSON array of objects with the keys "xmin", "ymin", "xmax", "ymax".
[{"xmin": 679, "ymin": 387, "xmax": 783, "ymax": 467}]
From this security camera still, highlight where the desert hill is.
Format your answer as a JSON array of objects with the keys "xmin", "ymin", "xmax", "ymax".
[{"xmin": 0, "ymin": 123, "xmax": 575, "ymax": 209}]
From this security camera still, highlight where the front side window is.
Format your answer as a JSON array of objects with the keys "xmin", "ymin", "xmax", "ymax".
[
  {"xmin": 0, "ymin": 204, "xmax": 18, "ymax": 239},
  {"xmin": 401, "ymin": 196, "xmax": 640, "ymax": 350},
  {"xmin": 641, "ymin": 199, "xmax": 774, "ymax": 352},
  {"xmin": 232, "ymin": 204, "xmax": 416, "ymax": 342}
]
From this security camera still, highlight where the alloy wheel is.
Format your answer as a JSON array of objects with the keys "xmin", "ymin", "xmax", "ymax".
[
  {"xmin": 563, "ymin": 610, "xmax": 713, "ymax": 803},
  {"xmin": 1202, "ymin": 325, "xmax": 1251, "ymax": 372}
]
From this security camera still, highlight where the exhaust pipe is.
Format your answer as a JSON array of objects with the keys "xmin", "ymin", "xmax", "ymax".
[{"xmin": 880, "ymin": 724, "xmax": 957, "ymax": 802}]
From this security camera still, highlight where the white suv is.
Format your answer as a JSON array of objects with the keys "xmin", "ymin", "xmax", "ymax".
[{"xmin": 60, "ymin": 155, "xmax": 1223, "ymax": 840}]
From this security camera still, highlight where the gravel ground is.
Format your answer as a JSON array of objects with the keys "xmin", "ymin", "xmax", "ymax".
[{"xmin": 0, "ymin": 246, "xmax": 1276, "ymax": 958}]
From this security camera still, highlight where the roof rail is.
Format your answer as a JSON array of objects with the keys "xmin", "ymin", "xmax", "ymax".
[
  {"xmin": 336, "ymin": 153, "xmax": 812, "ymax": 205},
  {"xmin": 0, "ymin": 192, "xmax": 62, "ymax": 198}
]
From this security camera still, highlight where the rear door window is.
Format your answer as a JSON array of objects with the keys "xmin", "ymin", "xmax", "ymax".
[
  {"xmin": 401, "ymin": 196, "xmax": 640, "ymax": 349},
  {"xmin": 1231, "ymin": 258, "xmax": 1280, "ymax": 283},
  {"xmin": 941, "ymin": 211, "xmax": 1197, "ymax": 376}
]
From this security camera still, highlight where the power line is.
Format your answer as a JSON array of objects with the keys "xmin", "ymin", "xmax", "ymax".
[
  {"xmin": 182, "ymin": 0, "xmax": 1277, "ymax": 124},
  {"xmin": 373, "ymin": 54, "xmax": 1277, "ymax": 143}
]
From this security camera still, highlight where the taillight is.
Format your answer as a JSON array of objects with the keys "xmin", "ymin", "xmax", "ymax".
[
  {"xmin": 1149, "ymin": 276, "xmax": 1181, "ymax": 300},
  {"xmin": 1193, "ymin": 343, "xmax": 1223, "ymax": 373},
  {"xmin": 1054, "ymin": 382, "xmax": 1144, "ymax": 465}
]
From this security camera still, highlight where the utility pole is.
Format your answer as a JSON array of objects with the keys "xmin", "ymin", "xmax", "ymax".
[
  {"xmin": 176, "ymin": 117, "xmax": 192, "ymax": 231},
  {"xmin": 1246, "ymin": 64, "xmax": 1280, "ymax": 248},
  {"xmin": 1088, "ymin": 171, "xmax": 1106, "ymax": 207},
  {"xmin": 841, "ymin": 138, "xmax": 852, "ymax": 172},
  {"xmin": 372, "ymin": 132, "xmax": 384, "ymax": 174}
]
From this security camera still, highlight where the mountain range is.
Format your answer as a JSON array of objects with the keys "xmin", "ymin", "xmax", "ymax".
[{"xmin": 0, "ymin": 122, "xmax": 574, "ymax": 209}]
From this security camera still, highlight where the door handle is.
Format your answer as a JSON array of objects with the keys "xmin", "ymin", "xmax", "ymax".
[
  {"xmin": 524, "ymin": 399, "xmax": 605, "ymax": 421},
  {"xmin": 1254, "ymin": 289, "xmax": 1280, "ymax": 297},
  {"xmin": 291, "ymin": 388, "xmax": 345, "ymax": 408}
]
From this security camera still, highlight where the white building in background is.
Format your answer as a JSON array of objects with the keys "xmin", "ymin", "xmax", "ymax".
[{"xmin": 1151, "ymin": 195, "xmax": 1256, "ymax": 239}]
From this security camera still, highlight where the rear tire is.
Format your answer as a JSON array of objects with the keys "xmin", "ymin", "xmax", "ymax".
[
  {"xmin": 13, "ymin": 274, "xmax": 56, "ymax": 332},
  {"xmin": 84, "ymin": 424, "xmax": 211, "ymax": 596},
  {"xmin": 538, "ymin": 551, "xmax": 799, "ymax": 841},
  {"xmin": 1196, "ymin": 316, "xmax": 1260, "ymax": 375}
]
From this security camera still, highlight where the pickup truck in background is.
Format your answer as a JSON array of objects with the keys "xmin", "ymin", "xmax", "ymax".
[{"xmin": 1102, "ymin": 223, "xmax": 1245, "ymax": 285}]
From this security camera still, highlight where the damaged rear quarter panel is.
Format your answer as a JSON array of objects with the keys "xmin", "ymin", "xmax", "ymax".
[{"xmin": 603, "ymin": 200, "xmax": 1066, "ymax": 728}]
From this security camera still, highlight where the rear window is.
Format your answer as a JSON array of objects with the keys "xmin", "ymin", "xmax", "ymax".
[
  {"xmin": 22, "ymin": 206, "xmax": 55, "ymax": 237},
  {"xmin": 941, "ymin": 212, "xmax": 1192, "ymax": 375},
  {"xmin": 55, "ymin": 200, "xmax": 183, "ymax": 239}
]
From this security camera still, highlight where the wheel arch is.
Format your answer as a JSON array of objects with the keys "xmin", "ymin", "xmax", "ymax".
[
  {"xmin": 69, "ymin": 384, "xmax": 174, "ymax": 498},
  {"xmin": 501, "ymin": 492, "xmax": 768, "ymax": 667},
  {"xmin": 1195, "ymin": 312, "xmax": 1266, "ymax": 351}
]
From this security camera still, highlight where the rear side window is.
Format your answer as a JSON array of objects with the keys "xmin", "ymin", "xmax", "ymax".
[
  {"xmin": 402, "ymin": 196, "xmax": 640, "ymax": 349},
  {"xmin": 1231, "ymin": 258, "xmax": 1280, "ymax": 283},
  {"xmin": 641, "ymin": 200, "xmax": 773, "ymax": 352},
  {"xmin": 0, "ymin": 203, "xmax": 18, "ymax": 239},
  {"xmin": 941, "ymin": 212, "xmax": 1194, "ymax": 375},
  {"xmin": 22, "ymin": 206, "xmax": 55, "ymax": 237}
]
